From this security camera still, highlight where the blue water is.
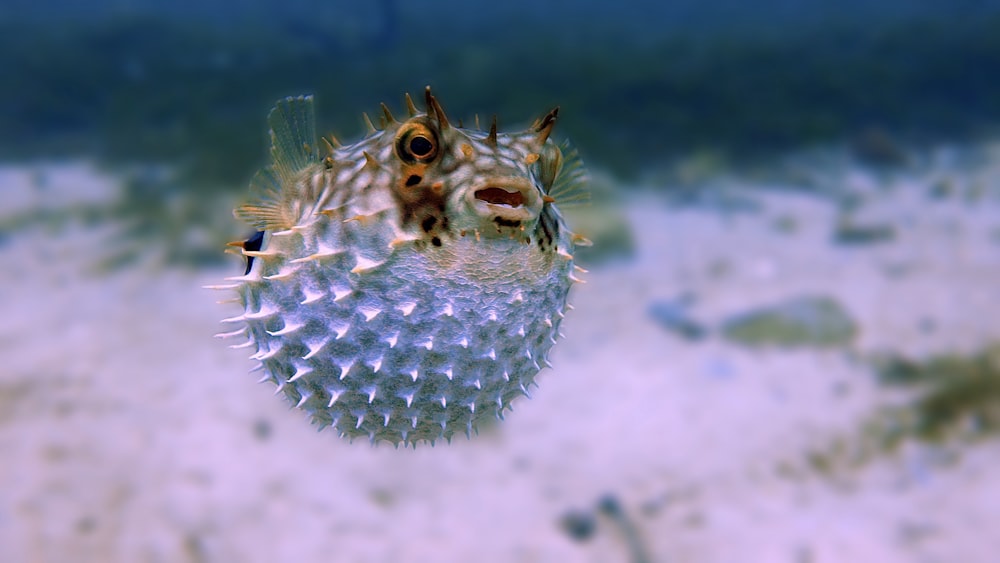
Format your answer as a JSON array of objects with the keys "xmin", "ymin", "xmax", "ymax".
[{"xmin": 2, "ymin": 0, "xmax": 999, "ymax": 180}]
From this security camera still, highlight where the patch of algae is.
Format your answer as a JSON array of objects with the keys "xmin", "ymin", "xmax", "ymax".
[
  {"xmin": 874, "ymin": 345, "xmax": 1000, "ymax": 444},
  {"xmin": 798, "ymin": 345, "xmax": 1000, "ymax": 478},
  {"xmin": 721, "ymin": 296, "xmax": 858, "ymax": 349}
]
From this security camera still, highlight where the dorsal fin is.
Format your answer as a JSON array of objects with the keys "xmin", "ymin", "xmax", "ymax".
[
  {"xmin": 269, "ymin": 95, "xmax": 318, "ymax": 186},
  {"xmin": 547, "ymin": 140, "xmax": 590, "ymax": 208},
  {"xmin": 236, "ymin": 96, "xmax": 319, "ymax": 230}
]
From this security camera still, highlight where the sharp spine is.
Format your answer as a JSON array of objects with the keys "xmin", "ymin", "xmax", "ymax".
[
  {"xmin": 300, "ymin": 288, "xmax": 325, "ymax": 304},
  {"xmin": 215, "ymin": 328, "xmax": 247, "ymax": 339},
  {"xmin": 404, "ymin": 93, "xmax": 418, "ymax": 116},
  {"xmin": 381, "ymin": 102, "xmax": 397, "ymax": 124},
  {"xmin": 223, "ymin": 273, "xmax": 262, "ymax": 283},
  {"xmin": 351, "ymin": 256, "xmax": 383, "ymax": 274},
  {"xmin": 362, "ymin": 151, "xmax": 384, "ymax": 171},
  {"xmin": 203, "ymin": 283, "xmax": 240, "ymax": 290},
  {"xmin": 303, "ymin": 340, "xmax": 326, "ymax": 359},
  {"xmin": 288, "ymin": 364, "xmax": 313, "ymax": 382},
  {"xmin": 533, "ymin": 106, "xmax": 559, "ymax": 145},
  {"xmin": 362, "ymin": 112, "xmax": 377, "ymax": 134},
  {"xmin": 252, "ymin": 346, "xmax": 282, "ymax": 361},
  {"xmin": 327, "ymin": 390, "xmax": 343, "ymax": 407},
  {"xmin": 245, "ymin": 306, "xmax": 278, "ymax": 320},
  {"xmin": 267, "ymin": 321, "xmax": 303, "ymax": 336},
  {"xmin": 290, "ymin": 247, "xmax": 343, "ymax": 263},
  {"xmin": 486, "ymin": 115, "xmax": 498, "ymax": 146},
  {"xmin": 338, "ymin": 361, "xmax": 354, "ymax": 380}
]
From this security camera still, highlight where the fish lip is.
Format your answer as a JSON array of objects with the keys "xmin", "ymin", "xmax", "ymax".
[{"xmin": 467, "ymin": 176, "xmax": 541, "ymax": 221}]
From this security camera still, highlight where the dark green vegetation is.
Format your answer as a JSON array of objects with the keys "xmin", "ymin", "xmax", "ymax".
[
  {"xmin": 874, "ymin": 347, "xmax": 1000, "ymax": 444},
  {"xmin": 721, "ymin": 295, "xmax": 858, "ymax": 349},
  {"xmin": 801, "ymin": 346, "xmax": 1000, "ymax": 477},
  {"xmin": 3, "ymin": 13, "xmax": 999, "ymax": 265}
]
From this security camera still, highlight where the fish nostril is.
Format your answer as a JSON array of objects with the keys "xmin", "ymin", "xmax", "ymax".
[{"xmin": 474, "ymin": 187, "xmax": 524, "ymax": 207}]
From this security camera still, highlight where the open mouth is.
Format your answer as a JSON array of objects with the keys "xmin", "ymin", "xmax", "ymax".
[
  {"xmin": 474, "ymin": 187, "xmax": 525, "ymax": 208},
  {"xmin": 466, "ymin": 177, "xmax": 541, "ymax": 234}
]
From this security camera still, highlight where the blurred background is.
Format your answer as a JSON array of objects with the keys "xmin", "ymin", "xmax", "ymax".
[{"xmin": 3, "ymin": 1, "xmax": 1000, "ymax": 561}]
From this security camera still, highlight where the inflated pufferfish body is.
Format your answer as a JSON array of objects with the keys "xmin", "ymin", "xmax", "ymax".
[{"xmin": 213, "ymin": 89, "xmax": 588, "ymax": 446}]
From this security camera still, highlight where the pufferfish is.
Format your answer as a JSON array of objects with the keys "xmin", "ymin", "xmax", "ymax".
[{"xmin": 211, "ymin": 88, "xmax": 588, "ymax": 446}]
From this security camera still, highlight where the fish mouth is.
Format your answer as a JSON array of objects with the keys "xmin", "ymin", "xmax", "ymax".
[
  {"xmin": 468, "ymin": 177, "xmax": 541, "ymax": 225},
  {"xmin": 474, "ymin": 187, "xmax": 525, "ymax": 208}
]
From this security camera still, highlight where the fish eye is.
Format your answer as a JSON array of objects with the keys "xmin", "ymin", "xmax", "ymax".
[
  {"xmin": 409, "ymin": 135, "xmax": 433, "ymax": 157},
  {"xmin": 395, "ymin": 122, "xmax": 439, "ymax": 163}
]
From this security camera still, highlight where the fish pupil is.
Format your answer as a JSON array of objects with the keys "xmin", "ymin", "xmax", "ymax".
[{"xmin": 409, "ymin": 136, "xmax": 433, "ymax": 157}]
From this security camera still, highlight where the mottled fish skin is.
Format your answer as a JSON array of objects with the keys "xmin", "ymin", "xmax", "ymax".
[{"xmin": 213, "ymin": 88, "xmax": 588, "ymax": 446}]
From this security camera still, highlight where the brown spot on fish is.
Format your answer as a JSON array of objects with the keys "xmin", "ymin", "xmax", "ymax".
[{"xmin": 421, "ymin": 216, "xmax": 437, "ymax": 232}]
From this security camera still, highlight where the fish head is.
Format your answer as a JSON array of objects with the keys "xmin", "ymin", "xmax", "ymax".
[{"xmin": 378, "ymin": 89, "xmax": 565, "ymax": 246}]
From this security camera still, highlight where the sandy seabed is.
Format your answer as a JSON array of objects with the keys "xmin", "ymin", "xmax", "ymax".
[{"xmin": 1, "ymin": 158, "xmax": 999, "ymax": 562}]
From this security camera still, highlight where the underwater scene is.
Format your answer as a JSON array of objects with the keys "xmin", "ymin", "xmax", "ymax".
[{"xmin": 3, "ymin": 1, "xmax": 1000, "ymax": 561}]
